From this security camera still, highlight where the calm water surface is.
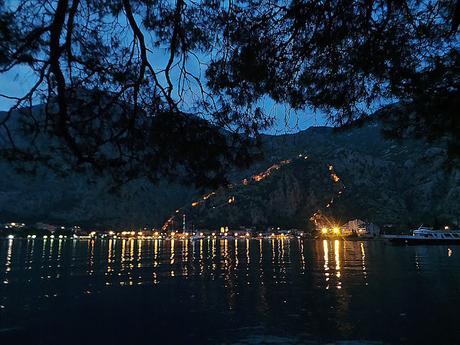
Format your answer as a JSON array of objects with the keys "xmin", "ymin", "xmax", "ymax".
[{"xmin": 1, "ymin": 238, "xmax": 459, "ymax": 344}]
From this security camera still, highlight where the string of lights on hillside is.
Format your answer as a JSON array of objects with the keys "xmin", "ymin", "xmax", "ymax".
[
  {"xmin": 162, "ymin": 152, "xmax": 344, "ymax": 232},
  {"xmin": 309, "ymin": 164, "xmax": 346, "ymax": 231}
]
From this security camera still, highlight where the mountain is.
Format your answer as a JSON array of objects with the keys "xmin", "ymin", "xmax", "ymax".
[
  {"xmin": 171, "ymin": 117, "xmax": 460, "ymax": 231},
  {"xmin": 0, "ymin": 106, "xmax": 458, "ymax": 230}
]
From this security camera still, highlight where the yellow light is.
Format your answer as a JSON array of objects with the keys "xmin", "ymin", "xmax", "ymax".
[
  {"xmin": 333, "ymin": 227, "xmax": 340, "ymax": 234},
  {"xmin": 321, "ymin": 228, "xmax": 328, "ymax": 234},
  {"xmin": 202, "ymin": 192, "xmax": 215, "ymax": 200},
  {"xmin": 154, "ymin": 231, "xmax": 159, "ymax": 236},
  {"xmin": 200, "ymin": 232, "xmax": 204, "ymax": 236},
  {"xmin": 246, "ymin": 232, "xmax": 250, "ymax": 237}
]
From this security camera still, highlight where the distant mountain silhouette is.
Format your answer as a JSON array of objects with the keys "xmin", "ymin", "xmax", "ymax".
[{"xmin": 0, "ymin": 104, "xmax": 458, "ymax": 230}]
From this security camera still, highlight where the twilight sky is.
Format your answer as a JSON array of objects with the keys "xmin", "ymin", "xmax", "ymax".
[
  {"xmin": 0, "ymin": 63, "xmax": 327, "ymax": 136},
  {"xmin": 0, "ymin": 2, "xmax": 329, "ymax": 135}
]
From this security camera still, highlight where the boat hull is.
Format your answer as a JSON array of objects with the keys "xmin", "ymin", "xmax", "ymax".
[{"xmin": 386, "ymin": 237, "xmax": 460, "ymax": 245}]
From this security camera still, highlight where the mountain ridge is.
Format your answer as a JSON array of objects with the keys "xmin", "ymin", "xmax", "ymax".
[{"xmin": 0, "ymin": 106, "xmax": 458, "ymax": 230}]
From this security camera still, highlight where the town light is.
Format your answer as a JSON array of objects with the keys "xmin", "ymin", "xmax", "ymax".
[
  {"xmin": 333, "ymin": 227, "xmax": 340, "ymax": 234},
  {"xmin": 321, "ymin": 228, "xmax": 328, "ymax": 234}
]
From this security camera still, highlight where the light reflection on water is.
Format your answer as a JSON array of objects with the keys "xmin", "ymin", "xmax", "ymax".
[{"xmin": 1, "ymin": 238, "xmax": 460, "ymax": 345}]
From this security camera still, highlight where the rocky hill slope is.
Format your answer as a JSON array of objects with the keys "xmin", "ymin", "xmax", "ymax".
[
  {"xmin": 0, "ymin": 108, "xmax": 458, "ymax": 230},
  {"xmin": 173, "ymin": 120, "xmax": 459, "ymax": 230}
]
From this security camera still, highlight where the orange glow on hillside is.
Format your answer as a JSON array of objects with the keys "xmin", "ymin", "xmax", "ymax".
[
  {"xmin": 331, "ymin": 173, "xmax": 340, "ymax": 182},
  {"xmin": 252, "ymin": 160, "xmax": 291, "ymax": 182},
  {"xmin": 202, "ymin": 192, "xmax": 216, "ymax": 200}
]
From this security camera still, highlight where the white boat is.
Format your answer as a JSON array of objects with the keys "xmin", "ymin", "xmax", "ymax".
[{"xmin": 385, "ymin": 226, "xmax": 460, "ymax": 244}]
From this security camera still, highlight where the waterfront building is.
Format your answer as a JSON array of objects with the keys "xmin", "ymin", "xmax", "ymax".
[{"xmin": 342, "ymin": 219, "xmax": 380, "ymax": 237}]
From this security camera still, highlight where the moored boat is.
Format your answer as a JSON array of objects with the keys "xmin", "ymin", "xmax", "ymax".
[{"xmin": 384, "ymin": 226, "xmax": 460, "ymax": 244}]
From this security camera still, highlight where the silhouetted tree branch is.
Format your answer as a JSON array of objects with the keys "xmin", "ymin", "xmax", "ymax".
[{"xmin": 0, "ymin": 0, "xmax": 458, "ymax": 186}]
